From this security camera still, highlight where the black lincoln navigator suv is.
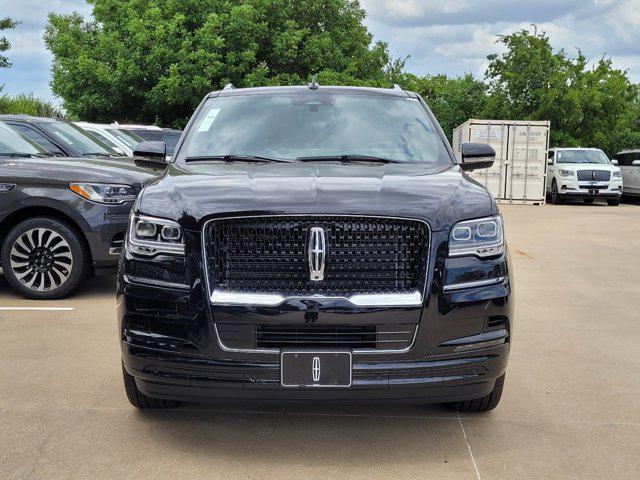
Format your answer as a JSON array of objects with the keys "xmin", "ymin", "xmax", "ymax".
[{"xmin": 118, "ymin": 84, "xmax": 513, "ymax": 412}]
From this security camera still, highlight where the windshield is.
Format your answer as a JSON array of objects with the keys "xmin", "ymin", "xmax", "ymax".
[
  {"xmin": 176, "ymin": 93, "xmax": 451, "ymax": 166},
  {"xmin": 0, "ymin": 122, "xmax": 47, "ymax": 155},
  {"xmin": 107, "ymin": 128, "xmax": 144, "ymax": 148},
  {"xmin": 556, "ymin": 149, "xmax": 610, "ymax": 164},
  {"xmin": 42, "ymin": 121, "xmax": 118, "ymax": 156}
]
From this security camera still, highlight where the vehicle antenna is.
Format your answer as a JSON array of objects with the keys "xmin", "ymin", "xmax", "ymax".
[{"xmin": 308, "ymin": 75, "xmax": 320, "ymax": 90}]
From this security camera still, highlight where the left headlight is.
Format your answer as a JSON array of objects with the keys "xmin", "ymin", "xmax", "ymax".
[
  {"xmin": 449, "ymin": 215, "xmax": 504, "ymax": 258},
  {"xmin": 69, "ymin": 182, "xmax": 137, "ymax": 204},
  {"xmin": 127, "ymin": 214, "xmax": 185, "ymax": 256},
  {"xmin": 558, "ymin": 169, "xmax": 574, "ymax": 177},
  {"xmin": 612, "ymin": 170, "xmax": 622, "ymax": 178}
]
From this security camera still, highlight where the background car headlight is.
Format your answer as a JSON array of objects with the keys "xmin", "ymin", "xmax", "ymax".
[
  {"xmin": 127, "ymin": 214, "xmax": 185, "ymax": 256},
  {"xmin": 69, "ymin": 183, "xmax": 137, "ymax": 204},
  {"xmin": 612, "ymin": 170, "xmax": 622, "ymax": 178},
  {"xmin": 449, "ymin": 215, "xmax": 504, "ymax": 258},
  {"xmin": 558, "ymin": 169, "xmax": 574, "ymax": 177}
]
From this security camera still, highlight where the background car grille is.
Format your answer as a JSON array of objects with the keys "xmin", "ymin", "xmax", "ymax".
[
  {"xmin": 204, "ymin": 216, "xmax": 429, "ymax": 297},
  {"xmin": 576, "ymin": 170, "xmax": 610, "ymax": 182},
  {"xmin": 216, "ymin": 323, "xmax": 416, "ymax": 351}
]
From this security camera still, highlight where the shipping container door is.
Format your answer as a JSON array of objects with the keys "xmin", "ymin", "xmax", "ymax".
[
  {"xmin": 467, "ymin": 123, "xmax": 508, "ymax": 200},
  {"xmin": 504, "ymin": 124, "xmax": 548, "ymax": 202}
]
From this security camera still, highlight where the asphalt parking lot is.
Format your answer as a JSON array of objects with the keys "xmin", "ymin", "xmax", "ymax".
[{"xmin": 1, "ymin": 203, "xmax": 639, "ymax": 480}]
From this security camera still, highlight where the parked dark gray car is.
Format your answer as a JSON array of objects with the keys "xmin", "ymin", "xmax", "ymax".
[
  {"xmin": 0, "ymin": 114, "xmax": 124, "ymax": 159},
  {"xmin": 0, "ymin": 121, "xmax": 158, "ymax": 299}
]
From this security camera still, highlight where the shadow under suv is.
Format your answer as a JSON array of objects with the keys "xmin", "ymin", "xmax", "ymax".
[{"xmin": 118, "ymin": 84, "xmax": 513, "ymax": 412}]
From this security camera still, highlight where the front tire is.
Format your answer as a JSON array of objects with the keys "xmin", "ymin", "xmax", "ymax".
[
  {"xmin": 550, "ymin": 180, "xmax": 562, "ymax": 204},
  {"xmin": 607, "ymin": 199, "xmax": 620, "ymax": 206},
  {"xmin": 447, "ymin": 374, "xmax": 505, "ymax": 413},
  {"xmin": 122, "ymin": 364, "xmax": 179, "ymax": 409},
  {"xmin": 1, "ymin": 217, "xmax": 89, "ymax": 299},
  {"xmin": 583, "ymin": 199, "xmax": 595, "ymax": 204}
]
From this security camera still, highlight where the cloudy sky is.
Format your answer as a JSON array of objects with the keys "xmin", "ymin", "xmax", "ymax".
[{"xmin": 1, "ymin": 0, "xmax": 639, "ymax": 105}]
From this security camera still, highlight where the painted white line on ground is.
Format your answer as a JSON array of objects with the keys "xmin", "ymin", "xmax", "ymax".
[
  {"xmin": 0, "ymin": 307, "xmax": 75, "ymax": 311},
  {"xmin": 458, "ymin": 411, "xmax": 482, "ymax": 480}
]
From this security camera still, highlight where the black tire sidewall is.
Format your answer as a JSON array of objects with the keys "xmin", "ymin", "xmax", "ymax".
[
  {"xmin": 551, "ymin": 180, "xmax": 561, "ymax": 204},
  {"xmin": 1, "ymin": 217, "xmax": 88, "ymax": 299}
]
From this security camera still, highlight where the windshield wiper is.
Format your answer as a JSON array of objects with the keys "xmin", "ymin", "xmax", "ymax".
[
  {"xmin": 0, "ymin": 152, "xmax": 39, "ymax": 158},
  {"xmin": 185, "ymin": 154, "xmax": 291, "ymax": 163},
  {"xmin": 296, "ymin": 154, "xmax": 401, "ymax": 163}
]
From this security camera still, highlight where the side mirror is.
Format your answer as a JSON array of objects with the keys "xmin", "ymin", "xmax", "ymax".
[
  {"xmin": 632, "ymin": 160, "xmax": 640, "ymax": 166},
  {"xmin": 611, "ymin": 159, "xmax": 618, "ymax": 165},
  {"xmin": 547, "ymin": 159, "xmax": 553, "ymax": 165},
  {"xmin": 460, "ymin": 142, "xmax": 495, "ymax": 171},
  {"xmin": 133, "ymin": 141, "xmax": 166, "ymax": 163}
]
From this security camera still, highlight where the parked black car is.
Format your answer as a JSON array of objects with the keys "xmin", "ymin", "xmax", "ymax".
[
  {"xmin": 0, "ymin": 114, "xmax": 123, "ymax": 159},
  {"xmin": 0, "ymin": 121, "xmax": 158, "ymax": 299},
  {"xmin": 118, "ymin": 85, "xmax": 513, "ymax": 412}
]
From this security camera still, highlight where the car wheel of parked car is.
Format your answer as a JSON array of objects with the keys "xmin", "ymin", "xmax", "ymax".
[
  {"xmin": 122, "ymin": 364, "xmax": 180, "ymax": 409},
  {"xmin": 447, "ymin": 374, "xmax": 505, "ymax": 413},
  {"xmin": 607, "ymin": 199, "xmax": 620, "ymax": 206},
  {"xmin": 550, "ymin": 180, "xmax": 562, "ymax": 204},
  {"xmin": 583, "ymin": 199, "xmax": 595, "ymax": 204},
  {"xmin": 1, "ymin": 217, "xmax": 89, "ymax": 300}
]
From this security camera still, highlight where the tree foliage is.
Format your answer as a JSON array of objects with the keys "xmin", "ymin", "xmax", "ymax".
[
  {"xmin": 45, "ymin": 0, "xmax": 391, "ymax": 127},
  {"xmin": 484, "ymin": 28, "xmax": 640, "ymax": 155},
  {"xmin": 0, "ymin": 92, "xmax": 63, "ymax": 117},
  {"xmin": 44, "ymin": 5, "xmax": 640, "ymax": 155},
  {"xmin": 1, "ymin": 16, "xmax": 19, "ymax": 69}
]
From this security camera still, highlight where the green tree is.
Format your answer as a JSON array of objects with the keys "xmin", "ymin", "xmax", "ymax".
[
  {"xmin": 485, "ymin": 28, "xmax": 640, "ymax": 156},
  {"xmin": 1, "ymin": 16, "xmax": 19, "ymax": 68},
  {"xmin": 45, "ymin": 0, "xmax": 391, "ymax": 127},
  {"xmin": 0, "ymin": 92, "xmax": 63, "ymax": 117}
]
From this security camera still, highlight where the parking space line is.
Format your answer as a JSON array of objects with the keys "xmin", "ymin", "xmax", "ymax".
[
  {"xmin": 458, "ymin": 411, "xmax": 482, "ymax": 480},
  {"xmin": 0, "ymin": 307, "xmax": 75, "ymax": 311}
]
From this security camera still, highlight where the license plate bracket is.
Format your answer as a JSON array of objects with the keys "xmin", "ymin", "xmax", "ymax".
[{"xmin": 280, "ymin": 351, "xmax": 352, "ymax": 388}]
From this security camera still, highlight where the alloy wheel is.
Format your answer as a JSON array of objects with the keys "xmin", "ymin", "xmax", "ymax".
[{"xmin": 9, "ymin": 228, "xmax": 74, "ymax": 291}]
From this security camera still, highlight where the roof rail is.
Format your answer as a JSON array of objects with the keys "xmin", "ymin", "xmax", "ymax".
[
  {"xmin": 223, "ymin": 83, "xmax": 235, "ymax": 91},
  {"xmin": 392, "ymin": 84, "xmax": 403, "ymax": 91}
]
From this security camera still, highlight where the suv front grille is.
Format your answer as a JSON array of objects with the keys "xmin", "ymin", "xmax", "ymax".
[
  {"xmin": 577, "ymin": 170, "xmax": 610, "ymax": 182},
  {"xmin": 204, "ymin": 216, "xmax": 429, "ymax": 297},
  {"xmin": 216, "ymin": 323, "xmax": 416, "ymax": 351}
]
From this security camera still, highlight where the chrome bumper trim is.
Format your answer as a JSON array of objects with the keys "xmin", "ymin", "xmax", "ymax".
[
  {"xmin": 124, "ymin": 274, "xmax": 190, "ymax": 290},
  {"xmin": 442, "ymin": 276, "xmax": 507, "ymax": 292},
  {"xmin": 210, "ymin": 290, "xmax": 423, "ymax": 307}
]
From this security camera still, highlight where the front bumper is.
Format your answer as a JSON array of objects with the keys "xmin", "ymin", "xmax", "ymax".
[
  {"xmin": 557, "ymin": 178, "xmax": 623, "ymax": 199},
  {"xmin": 117, "ymin": 226, "xmax": 513, "ymax": 404}
]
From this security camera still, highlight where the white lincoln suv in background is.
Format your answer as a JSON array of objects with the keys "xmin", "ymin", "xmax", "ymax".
[{"xmin": 546, "ymin": 148, "xmax": 623, "ymax": 205}]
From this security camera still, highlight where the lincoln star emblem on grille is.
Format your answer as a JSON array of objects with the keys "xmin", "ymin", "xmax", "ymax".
[
  {"xmin": 308, "ymin": 227, "xmax": 326, "ymax": 281},
  {"xmin": 592, "ymin": 171, "xmax": 596, "ymax": 181},
  {"xmin": 312, "ymin": 356, "xmax": 321, "ymax": 382}
]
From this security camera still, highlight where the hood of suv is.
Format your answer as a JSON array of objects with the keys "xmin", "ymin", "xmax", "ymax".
[
  {"xmin": 138, "ymin": 162, "xmax": 496, "ymax": 231},
  {"xmin": 0, "ymin": 156, "xmax": 159, "ymax": 188}
]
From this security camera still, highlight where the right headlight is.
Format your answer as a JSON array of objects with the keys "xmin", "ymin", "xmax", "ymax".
[
  {"xmin": 558, "ymin": 169, "xmax": 574, "ymax": 177},
  {"xmin": 127, "ymin": 214, "xmax": 185, "ymax": 256},
  {"xmin": 449, "ymin": 215, "xmax": 504, "ymax": 258}
]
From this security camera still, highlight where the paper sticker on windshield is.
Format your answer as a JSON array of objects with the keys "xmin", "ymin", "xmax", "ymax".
[{"xmin": 197, "ymin": 108, "xmax": 221, "ymax": 132}]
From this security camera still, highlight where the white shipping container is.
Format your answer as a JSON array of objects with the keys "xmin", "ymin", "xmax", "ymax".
[{"xmin": 452, "ymin": 119, "xmax": 550, "ymax": 204}]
